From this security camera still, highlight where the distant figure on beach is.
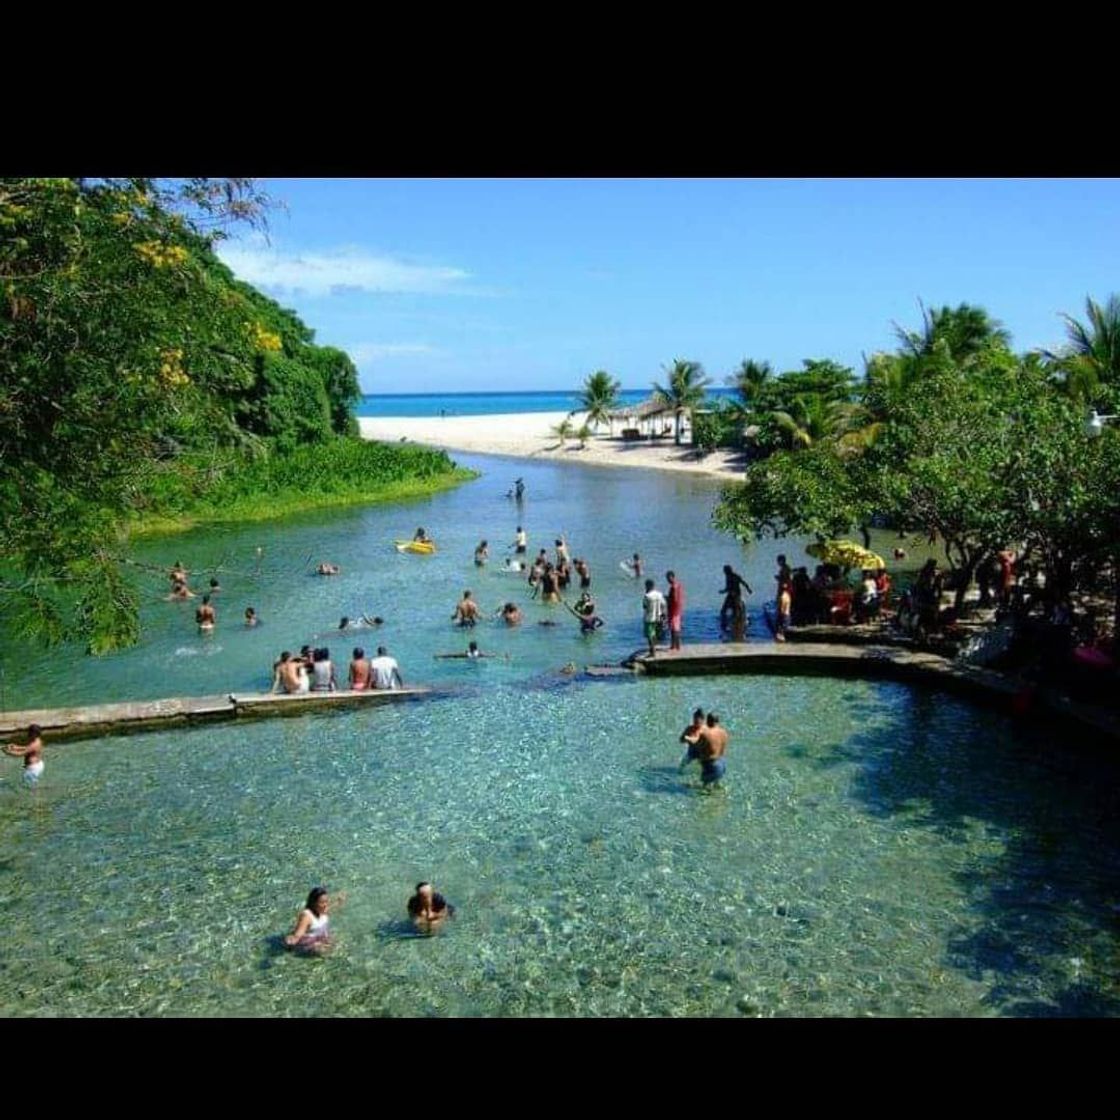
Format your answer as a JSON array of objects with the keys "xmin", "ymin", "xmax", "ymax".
[
  {"xmin": 622, "ymin": 553, "xmax": 643, "ymax": 578},
  {"xmin": 499, "ymin": 602, "xmax": 523, "ymax": 626},
  {"xmin": 513, "ymin": 526, "xmax": 528, "ymax": 555},
  {"xmin": 682, "ymin": 713, "xmax": 729, "ymax": 789},
  {"xmin": 666, "ymin": 570, "xmax": 685, "ymax": 651},
  {"xmin": 775, "ymin": 554, "xmax": 792, "ymax": 592},
  {"xmin": 5, "ymin": 724, "xmax": 45, "ymax": 788},
  {"xmin": 196, "ymin": 594, "xmax": 216, "ymax": 633},
  {"xmin": 271, "ymin": 651, "xmax": 309, "ymax": 694},
  {"xmin": 642, "ymin": 578, "xmax": 667, "ymax": 658},
  {"xmin": 775, "ymin": 582, "xmax": 792, "ymax": 641},
  {"xmin": 719, "ymin": 565, "xmax": 752, "ymax": 634},
  {"xmin": 349, "ymin": 647, "xmax": 372, "ymax": 690},
  {"xmin": 452, "ymin": 590, "xmax": 481, "ymax": 627},
  {"xmin": 370, "ymin": 645, "xmax": 403, "ymax": 690},
  {"xmin": 244, "ymin": 607, "xmax": 259, "ymax": 627},
  {"xmin": 285, "ymin": 886, "xmax": 342, "ymax": 954},
  {"xmin": 678, "ymin": 708, "xmax": 705, "ymax": 773},
  {"xmin": 407, "ymin": 882, "xmax": 455, "ymax": 936},
  {"xmin": 474, "ymin": 540, "xmax": 489, "ymax": 566},
  {"xmin": 317, "ymin": 561, "xmax": 340, "ymax": 576}
]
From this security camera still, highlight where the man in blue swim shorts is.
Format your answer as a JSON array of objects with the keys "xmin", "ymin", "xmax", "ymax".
[{"xmin": 697, "ymin": 713, "xmax": 729, "ymax": 788}]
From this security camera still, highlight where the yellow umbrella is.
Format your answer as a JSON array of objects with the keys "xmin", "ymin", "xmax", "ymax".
[{"xmin": 805, "ymin": 539, "xmax": 886, "ymax": 570}]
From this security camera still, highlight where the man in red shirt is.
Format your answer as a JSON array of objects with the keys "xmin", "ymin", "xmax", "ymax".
[{"xmin": 666, "ymin": 570, "xmax": 685, "ymax": 651}]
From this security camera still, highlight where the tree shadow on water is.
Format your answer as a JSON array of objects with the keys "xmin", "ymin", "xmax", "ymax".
[{"xmin": 815, "ymin": 685, "xmax": 1120, "ymax": 1017}]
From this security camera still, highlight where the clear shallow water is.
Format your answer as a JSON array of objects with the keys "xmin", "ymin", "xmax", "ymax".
[{"xmin": 1, "ymin": 454, "xmax": 1118, "ymax": 1017}]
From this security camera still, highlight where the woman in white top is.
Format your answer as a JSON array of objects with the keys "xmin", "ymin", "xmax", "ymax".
[
  {"xmin": 310, "ymin": 648, "xmax": 336, "ymax": 691},
  {"xmin": 285, "ymin": 886, "xmax": 342, "ymax": 954}
]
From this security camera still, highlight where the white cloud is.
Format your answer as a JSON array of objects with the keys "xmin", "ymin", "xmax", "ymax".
[
  {"xmin": 348, "ymin": 342, "xmax": 438, "ymax": 363},
  {"xmin": 218, "ymin": 241, "xmax": 472, "ymax": 297}
]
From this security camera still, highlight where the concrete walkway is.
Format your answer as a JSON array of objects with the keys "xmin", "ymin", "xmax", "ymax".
[{"xmin": 0, "ymin": 687, "xmax": 431, "ymax": 743}]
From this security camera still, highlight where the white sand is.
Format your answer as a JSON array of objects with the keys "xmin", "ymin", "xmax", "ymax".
[{"xmin": 358, "ymin": 411, "xmax": 746, "ymax": 479}]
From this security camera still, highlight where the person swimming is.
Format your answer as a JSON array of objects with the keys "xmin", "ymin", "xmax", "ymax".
[
  {"xmin": 474, "ymin": 540, "xmax": 489, "ymax": 566},
  {"xmin": 244, "ymin": 607, "xmax": 258, "ymax": 627},
  {"xmin": 316, "ymin": 561, "xmax": 340, "ymax": 576},
  {"xmin": 435, "ymin": 640, "xmax": 500, "ymax": 660},
  {"xmin": 5, "ymin": 724, "xmax": 44, "ymax": 787},
  {"xmin": 498, "ymin": 602, "xmax": 523, "ymax": 625}
]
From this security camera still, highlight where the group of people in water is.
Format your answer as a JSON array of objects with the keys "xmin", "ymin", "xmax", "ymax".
[{"xmin": 284, "ymin": 881, "xmax": 454, "ymax": 954}]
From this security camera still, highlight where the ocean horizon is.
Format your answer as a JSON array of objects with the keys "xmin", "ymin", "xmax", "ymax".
[{"xmin": 356, "ymin": 388, "xmax": 739, "ymax": 418}]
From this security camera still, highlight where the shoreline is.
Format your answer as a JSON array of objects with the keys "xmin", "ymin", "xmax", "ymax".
[{"xmin": 358, "ymin": 411, "xmax": 747, "ymax": 479}]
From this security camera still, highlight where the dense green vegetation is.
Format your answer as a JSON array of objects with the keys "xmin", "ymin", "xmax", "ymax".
[
  {"xmin": 713, "ymin": 302, "xmax": 1120, "ymax": 624},
  {"xmin": 0, "ymin": 178, "xmax": 471, "ymax": 652}
]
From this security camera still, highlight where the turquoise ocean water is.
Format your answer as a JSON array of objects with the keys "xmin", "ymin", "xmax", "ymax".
[
  {"xmin": 356, "ymin": 388, "xmax": 740, "ymax": 418},
  {"xmin": 1, "ymin": 452, "xmax": 1117, "ymax": 1016}
]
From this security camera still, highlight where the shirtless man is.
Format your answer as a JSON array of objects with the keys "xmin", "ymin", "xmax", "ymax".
[
  {"xmin": 686, "ymin": 713, "xmax": 729, "ymax": 788},
  {"xmin": 574, "ymin": 557, "xmax": 591, "ymax": 590},
  {"xmin": 169, "ymin": 560, "xmax": 188, "ymax": 583},
  {"xmin": 349, "ymin": 647, "xmax": 372, "ymax": 690},
  {"xmin": 719, "ymin": 565, "xmax": 752, "ymax": 632},
  {"xmin": 5, "ymin": 724, "xmax": 45, "ymax": 787},
  {"xmin": 451, "ymin": 590, "xmax": 481, "ymax": 627},
  {"xmin": 555, "ymin": 537, "xmax": 571, "ymax": 567},
  {"xmin": 196, "ymin": 594, "xmax": 216, "ymax": 633},
  {"xmin": 271, "ymin": 651, "xmax": 306, "ymax": 695},
  {"xmin": 168, "ymin": 579, "xmax": 195, "ymax": 600}
]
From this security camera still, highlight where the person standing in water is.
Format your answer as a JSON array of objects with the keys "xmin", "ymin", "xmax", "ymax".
[
  {"xmin": 513, "ymin": 526, "xmax": 528, "ymax": 556},
  {"xmin": 196, "ymin": 594, "xmax": 216, "ymax": 633},
  {"xmin": 452, "ymin": 590, "xmax": 481, "ymax": 627},
  {"xmin": 5, "ymin": 724, "xmax": 44, "ymax": 788},
  {"xmin": 678, "ymin": 708, "xmax": 705, "ymax": 773},
  {"xmin": 474, "ymin": 540, "xmax": 489, "ymax": 566},
  {"xmin": 719, "ymin": 565, "xmax": 752, "ymax": 633},
  {"xmin": 683, "ymin": 713, "xmax": 729, "ymax": 789}
]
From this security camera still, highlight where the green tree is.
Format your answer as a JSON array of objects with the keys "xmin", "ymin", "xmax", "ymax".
[
  {"xmin": 653, "ymin": 359, "xmax": 711, "ymax": 445},
  {"xmin": 1046, "ymin": 294, "xmax": 1120, "ymax": 410},
  {"xmin": 728, "ymin": 359, "xmax": 775, "ymax": 410},
  {"xmin": 578, "ymin": 369, "xmax": 621, "ymax": 433},
  {"xmin": 894, "ymin": 301, "xmax": 1011, "ymax": 364}
]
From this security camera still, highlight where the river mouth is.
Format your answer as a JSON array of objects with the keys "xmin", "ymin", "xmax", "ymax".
[{"xmin": 2, "ymin": 454, "xmax": 1117, "ymax": 1016}]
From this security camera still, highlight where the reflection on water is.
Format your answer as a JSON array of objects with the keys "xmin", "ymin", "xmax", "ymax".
[{"xmin": 0, "ymin": 454, "xmax": 1117, "ymax": 1016}]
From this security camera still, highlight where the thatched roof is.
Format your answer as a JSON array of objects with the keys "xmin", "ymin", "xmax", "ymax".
[{"xmin": 609, "ymin": 397, "xmax": 674, "ymax": 421}]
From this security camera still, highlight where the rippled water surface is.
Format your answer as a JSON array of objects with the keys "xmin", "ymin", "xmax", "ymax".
[{"xmin": 1, "ymin": 455, "xmax": 1118, "ymax": 1016}]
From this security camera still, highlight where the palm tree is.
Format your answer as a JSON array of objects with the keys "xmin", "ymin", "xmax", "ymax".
[
  {"xmin": 653, "ymin": 359, "xmax": 711, "ymax": 445},
  {"xmin": 1045, "ymin": 294, "xmax": 1120, "ymax": 405},
  {"xmin": 578, "ymin": 370, "xmax": 621, "ymax": 434},
  {"xmin": 575, "ymin": 422, "xmax": 592, "ymax": 449},
  {"xmin": 550, "ymin": 413, "xmax": 574, "ymax": 448},
  {"xmin": 727, "ymin": 359, "xmax": 773, "ymax": 411},
  {"xmin": 894, "ymin": 301, "xmax": 1011, "ymax": 364},
  {"xmin": 766, "ymin": 394, "xmax": 865, "ymax": 451}
]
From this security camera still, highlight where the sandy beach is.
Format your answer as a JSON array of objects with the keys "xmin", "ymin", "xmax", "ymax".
[{"xmin": 358, "ymin": 411, "xmax": 746, "ymax": 479}]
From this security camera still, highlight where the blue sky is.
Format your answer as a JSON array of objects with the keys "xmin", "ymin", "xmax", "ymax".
[{"xmin": 217, "ymin": 179, "xmax": 1120, "ymax": 395}]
